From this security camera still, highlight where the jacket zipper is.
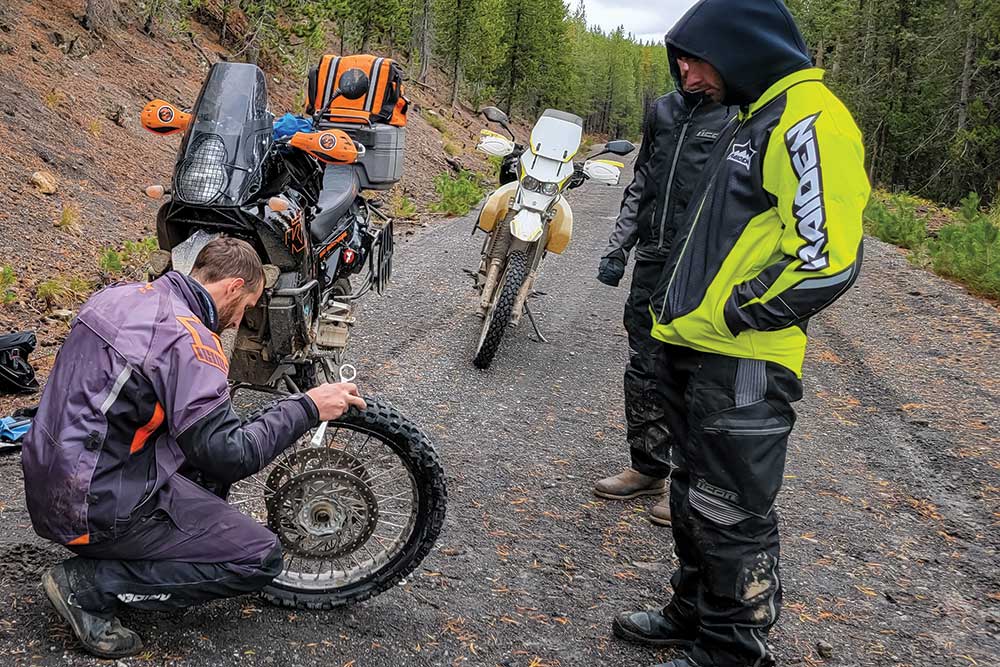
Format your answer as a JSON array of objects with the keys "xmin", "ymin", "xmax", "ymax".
[
  {"xmin": 657, "ymin": 102, "xmax": 700, "ymax": 249},
  {"xmin": 657, "ymin": 116, "xmax": 747, "ymax": 322}
]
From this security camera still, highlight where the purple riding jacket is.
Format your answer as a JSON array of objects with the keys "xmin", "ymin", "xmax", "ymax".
[{"xmin": 21, "ymin": 272, "xmax": 319, "ymax": 546}]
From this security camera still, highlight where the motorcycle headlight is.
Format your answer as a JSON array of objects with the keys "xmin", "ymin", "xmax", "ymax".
[
  {"xmin": 175, "ymin": 134, "xmax": 229, "ymax": 205},
  {"xmin": 540, "ymin": 181, "xmax": 560, "ymax": 196},
  {"xmin": 522, "ymin": 175, "xmax": 541, "ymax": 192}
]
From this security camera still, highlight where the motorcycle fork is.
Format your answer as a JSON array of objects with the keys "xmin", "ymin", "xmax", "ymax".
[{"xmin": 478, "ymin": 220, "xmax": 513, "ymax": 313}]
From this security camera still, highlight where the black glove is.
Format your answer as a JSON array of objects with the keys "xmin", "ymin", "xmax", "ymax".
[{"xmin": 597, "ymin": 255, "xmax": 626, "ymax": 287}]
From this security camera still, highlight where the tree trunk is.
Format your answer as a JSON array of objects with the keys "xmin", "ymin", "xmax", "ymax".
[
  {"xmin": 952, "ymin": 19, "xmax": 976, "ymax": 192},
  {"xmin": 451, "ymin": 0, "xmax": 465, "ymax": 107},
  {"xmin": 504, "ymin": 3, "xmax": 523, "ymax": 115},
  {"xmin": 451, "ymin": 58, "xmax": 462, "ymax": 107},
  {"xmin": 221, "ymin": 0, "xmax": 230, "ymax": 44},
  {"xmin": 419, "ymin": 0, "xmax": 432, "ymax": 83}
]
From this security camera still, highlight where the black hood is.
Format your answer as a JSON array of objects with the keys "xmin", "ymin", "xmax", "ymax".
[{"xmin": 666, "ymin": 0, "xmax": 812, "ymax": 108}]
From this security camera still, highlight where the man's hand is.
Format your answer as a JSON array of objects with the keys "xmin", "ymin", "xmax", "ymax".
[
  {"xmin": 597, "ymin": 255, "xmax": 627, "ymax": 287},
  {"xmin": 305, "ymin": 383, "xmax": 367, "ymax": 421}
]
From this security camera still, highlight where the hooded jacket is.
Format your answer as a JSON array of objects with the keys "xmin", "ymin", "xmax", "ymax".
[
  {"xmin": 21, "ymin": 272, "xmax": 320, "ymax": 546},
  {"xmin": 604, "ymin": 89, "xmax": 731, "ymax": 263},
  {"xmin": 649, "ymin": 0, "xmax": 870, "ymax": 376}
]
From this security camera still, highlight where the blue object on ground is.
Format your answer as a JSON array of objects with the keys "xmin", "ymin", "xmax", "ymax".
[
  {"xmin": 273, "ymin": 113, "xmax": 314, "ymax": 141},
  {"xmin": 0, "ymin": 416, "xmax": 30, "ymax": 443}
]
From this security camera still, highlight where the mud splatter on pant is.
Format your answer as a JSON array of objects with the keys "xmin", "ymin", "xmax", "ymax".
[{"xmin": 656, "ymin": 346, "xmax": 802, "ymax": 666}]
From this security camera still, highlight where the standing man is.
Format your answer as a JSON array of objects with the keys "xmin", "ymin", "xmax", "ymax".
[
  {"xmin": 594, "ymin": 49, "xmax": 731, "ymax": 527},
  {"xmin": 22, "ymin": 238, "xmax": 365, "ymax": 658},
  {"xmin": 612, "ymin": 1, "xmax": 870, "ymax": 666}
]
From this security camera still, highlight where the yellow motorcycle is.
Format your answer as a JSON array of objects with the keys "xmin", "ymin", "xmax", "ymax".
[{"xmin": 471, "ymin": 106, "xmax": 635, "ymax": 368}]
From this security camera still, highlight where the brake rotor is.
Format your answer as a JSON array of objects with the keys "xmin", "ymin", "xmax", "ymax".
[
  {"xmin": 267, "ymin": 468, "xmax": 379, "ymax": 559},
  {"xmin": 265, "ymin": 447, "xmax": 369, "ymax": 510}
]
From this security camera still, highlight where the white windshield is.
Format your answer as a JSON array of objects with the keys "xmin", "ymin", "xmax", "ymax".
[{"xmin": 529, "ymin": 110, "xmax": 583, "ymax": 162}]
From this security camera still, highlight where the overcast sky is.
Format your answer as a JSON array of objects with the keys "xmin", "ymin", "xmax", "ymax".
[{"xmin": 579, "ymin": 0, "xmax": 700, "ymax": 45}]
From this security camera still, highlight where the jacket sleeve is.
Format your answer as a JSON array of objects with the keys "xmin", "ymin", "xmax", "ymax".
[
  {"xmin": 603, "ymin": 102, "xmax": 655, "ymax": 260},
  {"xmin": 146, "ymin": 316, "xmax": 320, "ymax": 483},
  {"xmin": 723, "ymin": 97, "xmax": 870, "ymax": 335}
]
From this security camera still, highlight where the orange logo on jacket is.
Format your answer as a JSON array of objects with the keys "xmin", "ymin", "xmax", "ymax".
[{"xmin": 176, "ymin": 316, "xmax": 229, "ymax": 373}]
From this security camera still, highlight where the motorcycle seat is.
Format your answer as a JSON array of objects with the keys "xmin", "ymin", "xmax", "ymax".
[{"xmin": 311, "ymin": 165, "xmax": 359, "ymax": 242}]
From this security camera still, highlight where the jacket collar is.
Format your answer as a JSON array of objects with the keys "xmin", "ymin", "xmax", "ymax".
[
  {"xmin": 160, "ymin": 271, "xmax": 220, "ymax": 333},
  {"xmin": 741, "ymin": 68, "xmax": 825, "ymax": 120}
]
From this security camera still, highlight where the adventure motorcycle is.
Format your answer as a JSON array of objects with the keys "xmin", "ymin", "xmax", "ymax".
[
  {"xmin": 471, "ymin": 106, "xmax": 635, "ymax": 368},
  {"xmin": 141, "ymin": 59, "xmax": 445, "ymax": 609}
]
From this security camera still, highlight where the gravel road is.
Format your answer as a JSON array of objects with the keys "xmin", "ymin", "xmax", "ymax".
[{"xmin": 0, "ymin": 158, "xmax": 997, "ymax": 667}]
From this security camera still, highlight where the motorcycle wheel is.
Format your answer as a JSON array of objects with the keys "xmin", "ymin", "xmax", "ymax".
[
  {"xmin": 473, "ymin": 250, "xmax": 527, "ymax": 369},
  {"xmin": 229, "ymin": 398, "xmax": 447, "ymax": 609}
]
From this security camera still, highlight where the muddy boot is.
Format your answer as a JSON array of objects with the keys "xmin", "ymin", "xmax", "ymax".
[
  {"xmin": 649, "ymin": 493, "xmax": 672, "ymax": 526},
  {"xmin": 42, "ymin": 564, "xmax": 143, "ymax": 659},
  {"xmin": 593, "ymin": 469, "xmax": 666, "ymax": 500},
  {"xmin": 612, "ymin": 608, "xmax": 695, "ymax": 648}
]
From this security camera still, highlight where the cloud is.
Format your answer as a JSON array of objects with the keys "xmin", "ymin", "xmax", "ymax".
[{"xmin": 579, "ymin": 0, "xmax": 699, "ymax": 44}]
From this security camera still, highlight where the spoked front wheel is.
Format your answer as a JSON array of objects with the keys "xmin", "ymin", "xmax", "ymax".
[
  {"xmin": 474, "ymin": 250, "xmax": 527, "ymax": 369},
  {"xmin": 229, "ymin": 398, "xmax": 447, "ymax": 609}
]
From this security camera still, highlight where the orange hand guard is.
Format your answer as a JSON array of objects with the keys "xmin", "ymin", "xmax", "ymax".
[
  {"xmin": 141, "ymin": 100, "xmax": 191, "ymax": 135},
  {"xmin": 289, "ymin": 130, "xmax": 360, "ymax": 165}
]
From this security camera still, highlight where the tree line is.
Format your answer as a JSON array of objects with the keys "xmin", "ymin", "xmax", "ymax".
[
  {"xmin": 86, "ymin": 0, "xmax": 998, "ymax": 205},
  {"xmin": 788, "ymin": 0, "xmax": 999, "ymax": 205},
  {"xmin": 87, "ymin": 0, "xmax": 669, "ymax": 140}
]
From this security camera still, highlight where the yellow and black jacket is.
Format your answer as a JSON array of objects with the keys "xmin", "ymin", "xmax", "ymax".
[{"xmin": 650, "ymin": 0, "xmax": 871, "ymax": 377}]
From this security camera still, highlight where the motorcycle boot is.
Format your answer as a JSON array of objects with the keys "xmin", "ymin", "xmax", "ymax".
[
  {"xmin": 612, "ymin": 607, "xmax": 696, "ymax": 648},
  {"xmin": 649, "ymin": 494, "xmax": 672, "ymax": 526},
  {"xmin": 593, "ymin": 468, "xmax": 666, "ymax": 500},
  {"xmin": 42, "ymin": 563, "xmax": 143, "ymax": 658}
]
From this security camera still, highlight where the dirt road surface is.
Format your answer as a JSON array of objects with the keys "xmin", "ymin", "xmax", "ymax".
[{"xmin": 0, "ymin": 160, "xmax": 997, "ymax": 667}]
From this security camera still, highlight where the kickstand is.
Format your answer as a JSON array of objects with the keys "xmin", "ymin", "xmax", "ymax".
[{"xmin": 524, "ymin": 302, "xmax": 548, "ymax": 343}]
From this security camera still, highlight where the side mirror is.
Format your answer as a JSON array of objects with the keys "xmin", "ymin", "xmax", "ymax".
[
  {"xmin": 289, "ymin": 130, "xmax": 362, "ymax": 165},
  {"xmin": 480, "ymin": 106, "xmax": 510, "ymax": 127},
  {"xmin": 141, "ymin": 99, "xmax": 191, "ymax": 135},
  {"xmin": 583, "ymin": 159, "xmax": 624, "ymax": 186},
  {"xmin": 336, "ymin": 69, "xmax": 371, "ymax": 101},
  {"xmin": 476, "ymin": 130, "xmax": 516, "ymax": 157},
  {"xmin": 605, "ymin": 140, "xmax": 636, "ymax": 156}
]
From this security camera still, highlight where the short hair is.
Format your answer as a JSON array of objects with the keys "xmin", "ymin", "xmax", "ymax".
[{"xmin": 190, "ymin": 237, "xmax": 263, "ymax": 292}]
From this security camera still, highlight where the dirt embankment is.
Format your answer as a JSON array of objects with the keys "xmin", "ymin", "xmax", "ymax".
[{"xmin": 0, "ymin": 0, "xmax": 503, "ymax": 414}]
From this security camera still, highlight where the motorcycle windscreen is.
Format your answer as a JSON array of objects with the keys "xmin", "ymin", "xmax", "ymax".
[
  {"xmin": 528, "ymin": 109, "xmax": 583, "ymax": 162},
  {"xmin": 174, "ymin": 62, "xmax": 274, "ymax": 207}
]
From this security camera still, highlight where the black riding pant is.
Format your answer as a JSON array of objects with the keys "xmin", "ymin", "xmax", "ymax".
[
  {"xmin": 64, "ymin": 473, "xmax": 282, "ymax": 615},
  {"xmin": 656, "ymin": 346, "xmax": 802, "ymax": 667},
  {"xmin": 623, "ymin": 260, "xmax": 672, "ymax": 477}
]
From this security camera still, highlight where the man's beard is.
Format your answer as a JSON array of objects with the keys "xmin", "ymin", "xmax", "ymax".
[{"xmin": 218, "ymin": 300, "xmax": 242, "ymax": 332}]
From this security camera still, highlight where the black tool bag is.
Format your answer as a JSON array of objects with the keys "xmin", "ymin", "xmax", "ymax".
[{"xmin": 0, "ymin": 332, "xmax": 40, "ymax": 394}]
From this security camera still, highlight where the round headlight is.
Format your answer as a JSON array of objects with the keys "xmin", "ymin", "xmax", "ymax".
[
  {"xmin": 541, "ymin": 182, "xmax": 560, "ymax": 196},
  {"xmin": 522, "ymin": 175, "xmax": 541, "ymax": 192},
  {"xmin": 175, "ymin": 134, "xmax": 228, "ymax": 205}
]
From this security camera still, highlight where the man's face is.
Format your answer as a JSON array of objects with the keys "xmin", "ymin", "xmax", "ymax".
[
  {"xmin": 677, "ymin": 56, "xmax": 725, "ymax": 103},
  {"xmin": 216, "ymin": 278, "xmax": 263, "ymax": 331}
]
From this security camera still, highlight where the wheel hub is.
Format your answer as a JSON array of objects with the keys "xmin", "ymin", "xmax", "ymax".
[{"xmin": 268, "ymin": 469, "xmax": 379, "ymax": 559}]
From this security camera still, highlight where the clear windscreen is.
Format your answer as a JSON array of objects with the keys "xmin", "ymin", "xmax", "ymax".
[{"xmin": 174, "ymin": 63, "xmax": 274, "ymax": 207}]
